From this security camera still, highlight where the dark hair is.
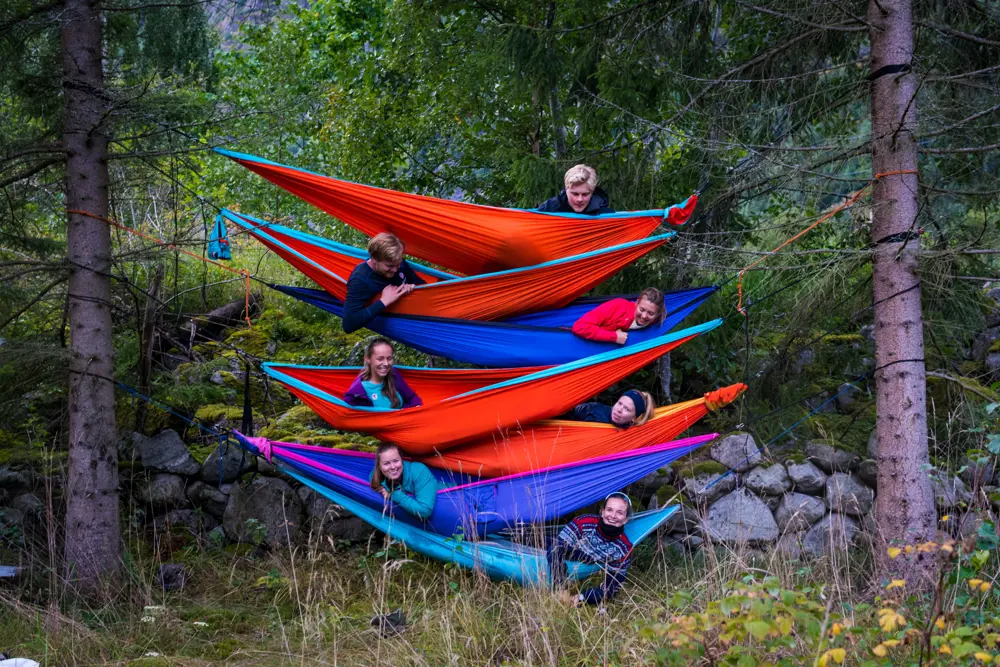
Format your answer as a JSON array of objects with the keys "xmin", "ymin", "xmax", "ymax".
[
  {"xmin": 361, "ymin": 337, "xmax": 401, "ymax": 408},
  {"xmin": 637, "ymin": 287, "xmax": 666, "ymax": 325},
  {"xmin": 370, "ymin": 442, "xmax": 401, "ymax": 492}
]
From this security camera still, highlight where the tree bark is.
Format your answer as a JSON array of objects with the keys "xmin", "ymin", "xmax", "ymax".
[
  {"xmin": 868, "ymin": 0, "xmax": 937, "ymax": 586},
  {"xmin": 61, "ymin": 0, "xmax": 122, "ymax": 592}
]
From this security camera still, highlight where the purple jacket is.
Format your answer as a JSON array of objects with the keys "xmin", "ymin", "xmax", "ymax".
[{"xmin": 343, "ymin": 368, "xmax": 422, "ymax": 409}]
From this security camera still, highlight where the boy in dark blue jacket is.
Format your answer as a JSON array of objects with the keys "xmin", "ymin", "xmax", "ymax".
[{"xmin": 342, "ymin": 232, "xmax": 425, "ymax": 333}]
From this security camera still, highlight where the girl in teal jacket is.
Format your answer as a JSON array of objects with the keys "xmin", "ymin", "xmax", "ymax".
[{"xmin": 369, "ymin": 443, "xmax": 438, "ymax": 519}]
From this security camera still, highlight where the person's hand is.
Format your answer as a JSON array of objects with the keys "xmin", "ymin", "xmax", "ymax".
[
  {"xmin": 378, "ymin": 487, "xmax": 392, "ymax": 501},
  {"xmin": 615, "ymin": 330, "xmax": 628, "ymax": 345},
  {"xmin": 379, "ymin": 284, "xmax": 408, "ymax": 307}
]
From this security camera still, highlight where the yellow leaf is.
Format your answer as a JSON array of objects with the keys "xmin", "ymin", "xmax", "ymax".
[
  {"xmin": 935, "ymin": 616, "xmax": 947, "ymax": 630},
  {"xmin": 970, "ymin": 579, "xmax": 985, "ymax": 590},
  {"xmin": 878, "ymin": 608, "xmax": 906, "ymax": 632},
  {"xmin": 831, "ymin": 622, "xmax": 845, "ymax": 636},
  {"xmin": 982, "ymin": 583, "xmax": 993, "ymax": 593},
  {"xmin": 873, "ymin": 644, "xmax": 888, "ymax": 657},
  {"xmin": 941, "ymin": 543, "xmax": 954, "ymax": 553},
  {"xmin": 887, "ymin": 547, "xmax": 902, "ymax": 559},
  {"xmin": 940, "ymin": 645, "xmax": 953, "ymax": 655},
  {"xmin": 828, "ymin": 648, "xmax": 846, "ymax": 664},
  {"xmin": 886, "ymin": 579, "xmax": 906, "ymax": 590},
  {"xmin": 974, "ymin": 652, "xmax": 993, "ymax": 663},
  {"xmin": 941, "ymin": 515, "xmax": 951, "ymax": 522},
  {"xmin": 883, "ymin": 640, "xmax": 901, "ymax": 648}
]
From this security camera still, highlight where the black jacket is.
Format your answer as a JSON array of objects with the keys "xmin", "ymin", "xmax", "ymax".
[
  {"xmin": 536, "ymin": 187, "xmax": 614, "ymax": 215},
  {"xmin": 342, "ymin": 260, "xmax": 425, "ymax": 333}
]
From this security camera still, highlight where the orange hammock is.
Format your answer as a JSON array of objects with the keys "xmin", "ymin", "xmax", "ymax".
[
  {"xmin": 260, "ymin": 320, "xmax": 719, "ymax": 453},
  {"xmin": 223, "ymin": 209, "xmax": 670, "ymax": 321},
  {"xmin": 417, "ymin": 384, "xmax": 746, "ymax": 476},
  {"xmin": 217, "ymin": 148, "xmax": 697, "ymax": 276}
]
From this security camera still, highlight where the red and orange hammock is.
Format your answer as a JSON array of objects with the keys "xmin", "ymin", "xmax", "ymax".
[
  {"xmin": 260, "ymin": 319, "xmax": 720, "ymax": 453},
  {"xmin": 223, "ymin": 209, "xmax": 671, "ymax": 321},
  {"xmin": 418, "ymin": 383, "xmax": 746, "ymax": 476},
  {"xmin": 216, "ymin": 148, "xmax": 698, "ymax": 276}
]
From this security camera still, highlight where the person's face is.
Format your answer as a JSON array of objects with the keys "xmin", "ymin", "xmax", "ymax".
[
  {"xmin": 372, "ymin": 256, "xmax": 402, "ymax": 279},
  {"xmin": 378, "ymin": 447, "xmax": 403, "ymax": 481},
  {"xmin": 602, "ymin": 497, "xmax": 630, "ymax": 527},
  {"xmin": 610, "ymin": 395, "xmax": 637, "ymax": 426},
  {"xmin": 566, "ymin": 182, "xmax": 594, "ymax": 213},
  {"xmin": 366, "ymin": 343, "xmax": 395, "ymax": 381},
  {"xmin": 634, "ymin": 297, "xmax": 660, "ymax": 327}
]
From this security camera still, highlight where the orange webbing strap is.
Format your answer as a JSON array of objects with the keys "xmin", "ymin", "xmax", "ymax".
[
  {"xmin": 734, "ymin": 169, "xmax": 917, "ymax": 316},
  {"xmin": 66, "ymin": 209, "xmax": 254, "ymax": 327}
]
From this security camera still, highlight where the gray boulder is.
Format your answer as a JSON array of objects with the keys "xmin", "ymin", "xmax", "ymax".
[
  {"xmin": 136, "ymin": 473, "xmax": 188, "ymax": 511},
  {"xmin": 787, "ymin": 461, "xmax": 827, "ymax": 494},
  {"xmin": 200, "ymin": 445, "xmax": 255, "ymax": 483},
  {"xmin": 987, "ymin": 352, "xmax": 1000, "ymax": 379},
  {"xmin": 223, "ymin": 477, "xmax": 303, "ymax": 547},
  {"xmin": 703, "ymin": 489, "xmax": 779, "ymax": 545},
  {"xmin": 0, "ymin": 468, "xmax": 33, "ymax": 492},
  {"xmin": 775, "ymin": 531, "xmax": 807, "ymax": 559},
  {"xmin": 661, "ymin": 505, "xmax": 701, "ymax": 536},
  {"xmin": 825, "ymin": 473, "xmax": 874, "ymax": 517},
  {"xmin": 960, "ymin": 456, "xmax": 995, "ymax": 488},
  {"xmin": 805, "ymin": 441, "xmax": 859, "ymax": 474},
  {"xmin": 681, "ymin": 472, "xmax": 735, "ymax": 506},
  {"xmin": 857, "ymin": 460, "xmax": 878, "ymax": 489},
  {"xmin": 867, "ymin": 430, "xmax": 878, "ymax": 458},
  {"xmin": 158, "ymin": 563, "xmax": 187, "ymax": 592},
  {"xmin": 710, "ymin": 433, "xmax": 762, "ymax": 472},
  {"xmin": 297, "ymin": 486, "xmax": 374, "ymax": 542},
  {"xmin": 10, "ymin": 493, "xmax": 43, "ymax": 517},
  {"xmin": 133, "ymin": 430, "xmax": 200, "ymax": 476},
  {"xmin": 775, "ymin": 493, "xmax": 827, "ymax": 533},
  {"xmin": 802, "ymin": 513, "xmax": 859, "ymax": 556},
  {"xmin": 930, "ymin": 472, "xmax": 972, "ymax": 510},
  {"xmin": 186, "ymin": 481, "xmax": 230, "ymax": 518},
  {"xmin": 0, "ymin": 507, "xmax": 25, "ymax": 529},
  {"xmin": 744, "ymin": 464, "xmax": 791, "ymax": 496},
  {"xmin": 835, "ymin": 383, "xmax": 862, "ymax": 412},
  {"xmin": 634, "ymin": 468, "xmax": 674, "ymax": 497}
]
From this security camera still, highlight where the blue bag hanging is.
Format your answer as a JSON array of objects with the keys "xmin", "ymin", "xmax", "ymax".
[{"xmin": 208, "ymin": 213, "xmax": 232, "ymax": 260}]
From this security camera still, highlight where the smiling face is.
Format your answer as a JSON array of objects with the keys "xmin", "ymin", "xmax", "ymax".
[
  {"xmin": 377, "ymin": 446, "xmax": 403, "ymax": 482},
  {"xmin": 371, "ymin": 257, "xmax": 402, "ymax": 280},
  {"xmin": 566, "ymin": 183, "xmax": 595, "ymax": 213},
  {"xmin": 365, "ymin": 342, "xmax": 395, "ymax": 382},
  {"xmin": 610, "ymin": 395, "xmax": 637, "ymax": 426},
  {"xmin": 602, "ymin": 496, "xmax": 630, "ymax": 528},
  {"xmin": 634, "ymin": 297, "xmax": 660, "ymax": 328}
]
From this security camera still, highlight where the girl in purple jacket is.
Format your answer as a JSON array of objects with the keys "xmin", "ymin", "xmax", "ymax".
[{"xmin": 344, "ymin": 337, "xmax": 422, "ymax": 409}]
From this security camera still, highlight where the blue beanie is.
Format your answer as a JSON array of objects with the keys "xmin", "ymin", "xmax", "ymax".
[{"xmin": 622, "ymin": 390, "xmax": 646, "ymax": 418}]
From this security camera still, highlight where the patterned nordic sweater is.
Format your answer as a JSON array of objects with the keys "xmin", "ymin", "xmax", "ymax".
[{"xmin": 546, "ymin": 514, "xmax": 633, "ymax": 604}]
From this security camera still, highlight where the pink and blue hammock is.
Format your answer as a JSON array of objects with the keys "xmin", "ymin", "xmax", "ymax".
[{"xmin": 234, "ymin": 432, "xmax": 712, "ymax": 583}]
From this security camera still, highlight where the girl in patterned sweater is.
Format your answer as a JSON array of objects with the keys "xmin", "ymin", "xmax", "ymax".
[{"xmin": 547, "ymin": 492, "xmax": 633, "ymax": 605}]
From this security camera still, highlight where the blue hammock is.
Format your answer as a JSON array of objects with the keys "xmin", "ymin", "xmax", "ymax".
[
  {"xmin": 207, "ymin": 214, "xmax": 231, "ymax": 260},
  {"xmin": 271, "ymin": 284, "xmax": 717, "ymax": 367},
  {"xmin": 283, "ymin": 465, "xmax": 679, "ymax": 586}
]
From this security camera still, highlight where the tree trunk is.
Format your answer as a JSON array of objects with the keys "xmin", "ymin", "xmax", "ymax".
[
  {"xmin": 868, "ymin": 0, "xmax": 936, "ymax": 586},
  {"xmin": 61, "ymin": 0, "xmax": 122, "ymax": 592}
]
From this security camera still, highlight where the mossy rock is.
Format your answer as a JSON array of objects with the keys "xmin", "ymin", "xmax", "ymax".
[
  {"xmin": 990, "ymin": 338, "xmax": 1000, "ymax": 354},
  {"xmin": 224, "ymin": 328, "xmax": 276, "ymax": 358},
  {"xmin": 275, "ymin": 404, "xmax": 327, "ymax": 430},
  {"xmin": 655, "ymin": 484, "xmax": 683, "ymax": 505},
  {"xmin": 676, "ymin": 460, "xmax": 728, "ymax": 479}
]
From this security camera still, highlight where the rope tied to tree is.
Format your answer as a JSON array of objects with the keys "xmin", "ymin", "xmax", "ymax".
[
  {"xmin": 734, "ymin": 169, "xmax": 919, "ymax": 316},
  {"xmin": 66, "ymin": 208, "xmax": 254, "ymax": 327}
]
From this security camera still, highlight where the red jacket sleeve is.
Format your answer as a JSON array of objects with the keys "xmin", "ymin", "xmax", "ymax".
[{"xmin": 572, "ymin": 299, "xmax": 627, "ymax": 343}]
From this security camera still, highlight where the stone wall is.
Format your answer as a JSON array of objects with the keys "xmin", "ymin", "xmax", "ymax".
[{"xmin": 638, "ymin": 431, "xmax": 994, "ymax": 559}]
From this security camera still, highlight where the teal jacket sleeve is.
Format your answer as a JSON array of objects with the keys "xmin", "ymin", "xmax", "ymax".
[{"xmin": 390, "ymin": 462, "xmax": 437, "ymax": 519}]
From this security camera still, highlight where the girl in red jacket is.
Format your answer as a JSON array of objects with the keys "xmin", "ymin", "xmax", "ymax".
[{"xmin": 571, "ymin": 287, "xmax": 666, "ymax": 344}]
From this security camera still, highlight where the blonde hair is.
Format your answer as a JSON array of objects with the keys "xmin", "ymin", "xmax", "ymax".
[
  {"xmin": 631, "ymin": 390, "xmax": 655, "ymax": 426},
  {"xmin": 563, "ymin": 164, "xmax": 598, "ymax": 190},
  {"xmin": 368, "ymin": 233, "xmax": 405, "ymax": 263},
  {"xmin": 370, "ymin": 442, "xmax": 401, "ymax": 492},
  {"xmin": 637, "ymin": 286, "xmax": 666, "ymax": 325}
]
